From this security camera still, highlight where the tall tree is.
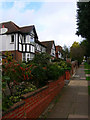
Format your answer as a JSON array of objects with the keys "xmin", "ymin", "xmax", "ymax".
[
  {"xmin": 62, "ymin": 45, "xmax": 70, "ymax": 60},
  {"xmin": 76, "ymin": 2, "xmax": 90, "ymax": 42},
  {"xmin": 70, "ymin": 41, "xmax": 84, "ymax": 65},
  {"xmin": 80, "ymin": 39, "xmax": 90, "ymax": 58}
]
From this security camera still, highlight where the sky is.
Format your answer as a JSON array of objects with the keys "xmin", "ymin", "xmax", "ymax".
[{"xmin": 0, "ymin": 0, "xmax": 83, "ymax": 48}]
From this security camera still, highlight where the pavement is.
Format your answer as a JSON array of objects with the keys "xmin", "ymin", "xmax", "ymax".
[{"xmin": 46, "ymin": 64, "xmax": 88, "ymax": 119}]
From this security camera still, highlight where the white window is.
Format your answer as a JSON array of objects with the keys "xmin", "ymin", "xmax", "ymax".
[
  {"xmin": 30, "ymin": 54, "xmax": 34, "ymax": 60},
  {"xmin": 27, "ymin": 53, "xmax": 30, "ymax": 61},
  {"xmin": 11, "ymin": 35, "xmax": 14, "ymax": 43},
  {"xmin": 23, "ymin": 53, "xmax": 26, "ymax": 61},
  {"xmin": 27, "ymin": 45, "xmax": 29, "ymax": 52},
  {"xmin": 31, "ymin": 46, "xmax": 35, "ymax": 53},
  {"xmin": 30, "ymin": 37, "xmax": 34, "ymax": 43}
]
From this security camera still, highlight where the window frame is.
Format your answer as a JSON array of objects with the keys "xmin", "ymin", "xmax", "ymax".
[{"xmin": 11, "ymin": 34, "xmax": 14, "ymax": 43}]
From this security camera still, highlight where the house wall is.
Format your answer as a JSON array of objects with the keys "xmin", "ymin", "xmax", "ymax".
[
  {"xmin": 0, "ymin": 34, "xmax": 18, "ymax": 52},
  {"xmin": 41, "ymin": 46, "xmax": 46, "ymax": 53},
  {"xmin": 35, "ymin": 43, "xmax": 41, "ymax": 53},
  {"xmin": 58, "ymin": 51, "xmax": 62, "ymax": 58},
  {"xmin": 2, "ymin": 50, "xmax": 22, "ymax": 62},
  {"xmin": 35, "ymin": 43, "xmax": 46, "ymax": 53},
  {"xmin": 51, "ymin": 44, "xmax": 56, "ymax": 57}
]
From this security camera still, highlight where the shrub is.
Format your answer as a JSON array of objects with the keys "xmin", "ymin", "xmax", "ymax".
[
  {"xmin": 31, "ymin": 64, "xmax": 47, "ymax": 88},
  {"xmin": 46, "ymin": 64, "xmax": 60, "ymax": 81},
  {"xmin": 29, "ymin": 53, "xmax": 51, "ymax": 66}
]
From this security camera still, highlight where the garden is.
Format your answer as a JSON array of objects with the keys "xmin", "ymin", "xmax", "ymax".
[{"xmin": 2, "ymin": 53, "xmax": 71, "ymax": 112}]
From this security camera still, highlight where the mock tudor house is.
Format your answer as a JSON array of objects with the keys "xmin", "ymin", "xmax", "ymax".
[
  {"xmin": 41, "ymin": 40, "xmax": 56, "ymax": 59},
  {"xmin": 35, "ymin": 40, "xmax": 46, "ymax": 54},
  {"xmin": 55, "ymin": 45, "xmax": 62, "ymax": 59},
  {"xmin": 0, "ymin": 21, "xmax": 46, "ymax": 62}
]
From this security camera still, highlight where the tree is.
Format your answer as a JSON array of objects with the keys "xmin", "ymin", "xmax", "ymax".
[
  {"xmin": 62, "ymin": 45, "xmax": 70, "ymax": 60},
  {"xmin": 70, "ymin": 41, "xmax": 84, "ymax": 65},
  {"xmin": 80, "ymin": 39, "xmax": 90, "ymax": 58},
  {"xmin": 76, "ymin": 2, "xmax": 90, "ymax": 42}
]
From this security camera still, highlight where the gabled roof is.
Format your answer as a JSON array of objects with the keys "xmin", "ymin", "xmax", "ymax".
[
  {"xmin": 20, "ymin": 26, "xmax": 34, "ymax": 34},
  {"xmin": 0, "ymin": 21, "xmax": 20, "ymax": 34},
  {"xmin": 41, "ymin": 40, "xmax": 55, "ymax": 54},
  {"xmin": 0, "ymin": 21, "xmax": 37, "ymax": 36},
  {"xmin": 36, "ymin": 40, "xmax": 47, "ymax": 48},
  {"xmin": 55, "ymin": 45, "xmax": 62, "ymax": 53}
]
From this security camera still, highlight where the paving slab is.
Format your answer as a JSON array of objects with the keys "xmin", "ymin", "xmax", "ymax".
[{"xmin": 47, "ymin": 65, "xmax": 88, "ymax": 119}]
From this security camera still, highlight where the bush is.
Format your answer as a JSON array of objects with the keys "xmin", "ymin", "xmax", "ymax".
[
  {"xmin": 31, "ymin": 64, "xmax": 47, "ymax": 88},
  {"xmin": 46, "ymin": 64, "xmax": 65, "ymax": 81},
  {"xmin": 30, "ymin": 53, "xmax": 51, "ymax": 66}
]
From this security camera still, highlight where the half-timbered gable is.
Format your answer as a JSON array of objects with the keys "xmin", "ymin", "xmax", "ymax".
[
  {"xmin": 41, "ymin": 40, "xmax": 56, "ymax": 58},
  {"xmin": 55, "ymin": 45, "xmax": 62, "ymax": 59},
  {"xmin": 0, "ymin": 21, "xmax": 38, "ymax": 62}
]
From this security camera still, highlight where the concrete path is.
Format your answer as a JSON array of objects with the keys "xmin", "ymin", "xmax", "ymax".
[{"xmin": 47, "ymin": 64, "xmax": 88, "ymax": 119}]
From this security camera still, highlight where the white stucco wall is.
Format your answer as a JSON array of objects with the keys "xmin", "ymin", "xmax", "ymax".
[
  {"xmin": 42, "ymin": 46, "xmax": 46, "ymax": 53},
  {"xmin": 51, "ymin": 44, "xmax": 56, "ymax": 57},
  {"xmin": 0, "ymin": 34, "xmax": 18, "ymax": 52}
]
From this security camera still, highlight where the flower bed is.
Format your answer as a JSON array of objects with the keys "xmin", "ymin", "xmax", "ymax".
[
  {"xmin": 2, "ymin": 53, "xmax": 73, "ymax": 118},
  {"xmin": 2, "ymin": 75, "xmax": 65, "ymax": 119}
]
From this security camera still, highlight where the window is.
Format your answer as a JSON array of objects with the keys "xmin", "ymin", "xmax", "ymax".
[
  {"xmin": 27, "ymin": 54, "xmax": 30, "ymax": 61},
  {"xmin": 23, "ymin": 53, "xmax": 26, "ymax": 61},
  {"xmin": 30, "ymin": 54, "xmax": 34, "ymax": 60},
  {"xmin": 11, "ymin": 35, "xmax": 14, "ymax": 43}
]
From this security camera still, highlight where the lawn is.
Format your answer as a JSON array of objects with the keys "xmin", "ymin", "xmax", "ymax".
[
  {"xmin": 86, "ymin": 77, "xmax": 90, "ymax": 81},
  {"xmin": 84, "ymin": 62, "xmax": 90, "ymax": 95},
  {"xmin": 85, "ymin": 70, "xmax": 90, "ymax": 74},
  {"xmin": 84, "ymin": 63, "xmax": 90, "ymax": 69}
]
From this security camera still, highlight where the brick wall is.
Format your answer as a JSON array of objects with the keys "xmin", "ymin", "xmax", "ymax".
[
  {"xmin": 2, "ymin": 50, "xmax": 22, "ymax": 62},
  {"xmin": 2, "ymin": 75, "xmax": 65, "ymax": 119}
]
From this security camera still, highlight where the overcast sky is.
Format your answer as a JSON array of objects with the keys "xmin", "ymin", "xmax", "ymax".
[{"xmin": 0, "ymin": 0, "xmax": 83, "ymax": 47}]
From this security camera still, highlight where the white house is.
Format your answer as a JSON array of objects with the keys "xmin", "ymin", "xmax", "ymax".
[
  {"xmin": 55, "ymin": 45, "xmax": 62, "ymax": 59},
  {"xmin": 0, "ymin": 21, "xmax": 46, "ymax": 62},
  {"xmin": 41, "ymin": 40, "xmax": 56, "ymax": 59}
]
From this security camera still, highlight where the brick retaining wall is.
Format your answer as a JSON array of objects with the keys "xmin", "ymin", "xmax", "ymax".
[{"xmin": 2, "ymin": 75, "xmax": 65, "ymax": 119}]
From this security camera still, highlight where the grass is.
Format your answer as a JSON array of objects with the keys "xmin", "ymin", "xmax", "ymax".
[
  {"xmin": 85, "ymin": 70, "xmax": 90, "ymax": 74},
  {"xmin": 86, "ymin": 77, "xmax": 90, "ymax": 81},
  {"xmin": 84, "ymin": 63, "xmax": 90, "ymax": 69},
  {"xmin": 84, "ymin": 62, "xmax": 90, "ymax": 96}
]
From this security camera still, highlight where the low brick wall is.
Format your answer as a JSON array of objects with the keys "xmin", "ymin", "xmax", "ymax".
[
  {"xmin": 2, "ymin": 75, "xmax": 65, "ymax": 119},
  {"xmin": 65, "ymin": 71, "xmax": 71, "ymax": 80}
]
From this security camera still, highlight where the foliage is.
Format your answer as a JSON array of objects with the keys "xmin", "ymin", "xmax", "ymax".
[
  {"xmin": 46, "ymin": 63, "xmax": 65, "ymax": 81},
  {"xmin": 76, "ymin": 2, "xmax": 90, "ymax": 41},
  {"xmin": 2, "ymin": 61, "xmax": 32, "ymax": 96},
  {"xmin": 76, "ymin": 2, "xmax": 90, "ymax": 58},
  {"xmin": 29, "ymin": 53, "xmax": 51, "ymax": 66},
  {"xmin": 80, "ymin": 39, "xmax": 90, "ymax": 58},
  {"xmin": 56, "ymin": 60, "xmax": 71, "ymax": 71},
  {"xmin": 2, "ymin": 53, "xmax": 72, "ymax": 112},
  {"xmin": 2, "ymin": 82, "xmax": 37, "ymax": 111},
  {"xmin": 46, "ymin": 64, "xmax": 60, "ymax": 81},
  {"xmin": 86, "ymin": 77, "xmax": 90, "ymax": 81},
  {"xmin": 3, "ymin": 51, "xmax": 13, "ymax": 63},
  {"xmin": 70, "ymin": 41, "xmax": 84, "ymax": 65},
  {"xmin": 84, "ymin": 62, "xmax": 90, "ymax": 69},
  {"xmin": 62, "ymin": 45, "xmax": 70, "ymax": 60},
  {"xmin": 85, "ymin": 70, "xmax": 90, "ymax": 74},
  {"xmin": 31, "ymin": 64, "xmax": 47, "ymax": 88}
]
